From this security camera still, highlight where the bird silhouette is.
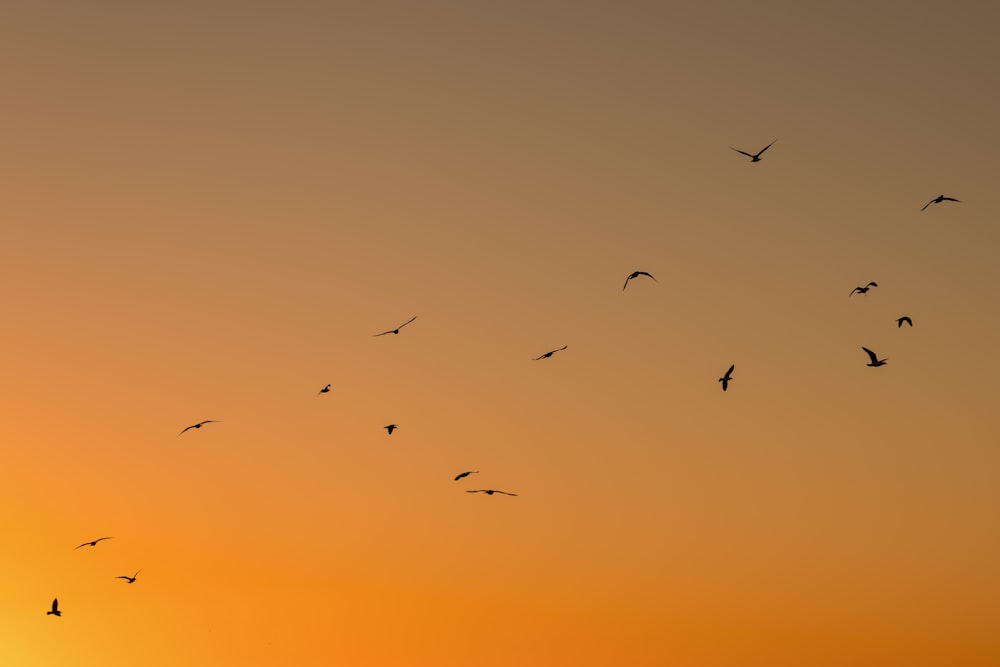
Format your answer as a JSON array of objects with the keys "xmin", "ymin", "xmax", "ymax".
[
  {"xmin": 719, "ymin": 364, "xmax": 735, "ymax": 391},
  {"xmin": 454, "ymin": 470, "xmax": 479, "ymax": 481},
  {"xmin": 623, "ymin": 271, "xmax": 657, "ymax": 291},
  {"xmin": 534, "ymin": 345, "xmax": 568, "ymax": 360},
  {"xmin": 730, "ymin": 140, "xmax": 776, "ymax": 162},
  {"xmin": 75, "ymin": 537, "xmax": 112, "ymax": 550},
  {"xmin": 116, "ymin": 570, "xmax": 141, "ymax": 584},
  {"xmin": 317, "ymin": 384, "xmax": 331, "ymax": 397},
  {"xmin": 384, "ymin": 424, "xmax": 398, "ymax": 435},
  {"xmin": 374, "ymin": 316, "xmax": 417, "ymax": 336},
  {"xmin": 850, "ymin": 282, "xmax": 878, "ymax": 296},
  {"xmin": 177, "ymin": 420, "xmax": 218, "ymax": 436},
  {"xmin": 46, "ymin": 598, "xmax": 62, "ymax": 617},
  {"xmin": 467, "ymin": 489, "xmax": 518, "ymax": 496},
  {"xmin": 921, "ymin": 195, "xmax": 961, "ymax": 211},
  {"xmin": 862, "ymin": 346, "xmax": 887, "ymax": 367},
  {"xmin": 896, "ymin": 316, "xmax": 913, "ymax": 328}
]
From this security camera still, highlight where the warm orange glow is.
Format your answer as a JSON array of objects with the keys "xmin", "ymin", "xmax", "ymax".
[{"xmin": 3, "ymin": 2, "xmax": 999, "ymax": 665}]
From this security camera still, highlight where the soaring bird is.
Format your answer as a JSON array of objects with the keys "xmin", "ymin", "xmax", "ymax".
[
  {"xmin": 862, "ymin": 346, "xmax": 887, "ymax": 367},
  {"xmin": 384, "ymin": 424, "xmax": 398, "ymax": 435},
  {"xmin": 454, "ymin": 470, "xmax": 479, "ymax": 481},
  {"xmin": 467, "ymin": 489, "xmax": 518, "ymax": 496},
  {"xmin": 730, "ymin": 140, "xmax": 776, "ymax": 162},
  {"xmin": 719, "ymin": 364, "xmax": 735, "ymax": 392},
  {"xmin": 850, "ymin": 282, "xmax": 878, "ymax": 296},
  {"xmin": 623, "ymin": 271, "xmax": 657, "ymax": 291},
  {"xmin": 75, "ymin": 537, "xmax": 112, "ymax": 550},
  {"xmin": 896, "ymin": 316, "xmax": 913, "ymax": 328},
  {"xmin": 374, "ymin": 316, "xmax": 417, "ymax": 336},
  {"xmin": 921, "ymin": 195, "xmax": 961, "ymax": 211},
  {"xmin": 177, "ymin": 420, "xmax": 218, "ymax": 436},
  {"xmin": 317, "ymin": 384, "xmax": 331, "ymax": 397},
  {"xmin": 116, "ymin": 570, "xmax": 141, "ymax": 584},
  {"xmin": 46, "ymin": 598, "xmax": 62, "ymax": 617},
  {"xmin": 534, "ymin": 345, "xmax": 568, "ymax": 360}
]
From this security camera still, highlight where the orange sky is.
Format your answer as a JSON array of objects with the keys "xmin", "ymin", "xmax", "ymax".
[{"xmin": 3, "ymin": 2, "xmax": 999, "ymax": 665}]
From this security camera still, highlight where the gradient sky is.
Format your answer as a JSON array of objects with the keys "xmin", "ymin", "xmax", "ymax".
[{"xmin": 3, "ymin": 2, "xmax": 999, "ymax": 665}]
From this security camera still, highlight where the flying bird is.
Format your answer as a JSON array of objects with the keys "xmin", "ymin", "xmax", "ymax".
[
  {"xmin": 116, "ymin": 570, "xmax": 141, "ymax": 584},
  {"xmin": 75, "ymin": 537, "xmax": 112, "ymax": 550},
  {"xmin": 896, "ymin": 316, "xmax": 913, "ymax": 328},
  {"xmin": 850, "ymin": 282, "xmax": 878, "ymax": 296},
  {"xmin": 467, "ymin": 489, "xmax": 518, "ymax": 496},
  {"xmin": 921, "ymin": 195, "xmax": 961, "ymax": 211},
  {"xmin": 46, "ymin": 598, "xmax": 62, "ymax": 617},
  {"xmin": 317, "ymin": 384, "xmax": 331, "ymax": 397},
  {"xmin": 384, "ymin": 424, "xmax": 398, "ymax": 435},
  {"xmin": 862, "ymin": 346, "xmax": 887, "ymax": 367},
  {"xmin": 454, "ymin": 470, "xmax": 479, "ymax": 481},
  {"xmin": 177, "ymin": 420, "xmax": 218, "ymax": 436},
  {"xmin": 623, "ymin": 271, "xmax": 657, "ymax": 291},
  {"xmin": 534, "ymin": 345, "xmax": 568, "ymax": 360},
  {"xmin": 719, "ymin": 364, "xmax": 735, "ymax": 392},
  {"xmin": 730, "ymin": 140, "xmax": 776, "ymax": 162},
  {"xmin": 373, "ymin": 316, "xmax": 417, "ymax": 336}
]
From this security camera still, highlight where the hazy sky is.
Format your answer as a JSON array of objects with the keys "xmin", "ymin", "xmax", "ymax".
[{"xmin": 3, "ymin": 2, "xmax": 999, "ymax": 665}]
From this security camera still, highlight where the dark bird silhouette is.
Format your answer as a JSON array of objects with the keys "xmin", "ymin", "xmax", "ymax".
[
  {"xmin": 384, "ymin": 424, "xmax": 398, "ymax": 435},
  {"xmin": 719, "ymin": 364, "xmax": 735, "ymax": 392},
  {"xmin": 730, "ymin": 140, "xmax": 776, "ymax": 162},
  {"xmin": 46, "ymin": 598, "xmax": 62, "ymax": 617},
  {"xmin": 317, "ymin": 384, "xmax": 331, "ymax": 397},
  {"xmin": 623, "ymin": 271, "xmax": 657, "ymax": 291},
  {"xmin": 454, "ymin": 470, "xmax": 479, "ymax": 481},
  {"xmin": 116, "ymin": 570, "xmax": 141, "ymax": 584},
  {"xmin": 177, "ymin": 420, "xmax": 218, "ymax": 436},
  {"xmin": 921, "ymin": 195, "xmax": 961, "ymax": 211},
  {"xmin": 862, "ymin": 346, "xmax": 887, "ymax": 367},
  {"xmin": 896, "ymin": 316, "xmax": 913, "ymax": 328},
  {"xmin": 850, "ymin": 282, "xmax": 878, "ymax": 296},
  {"xmin": 373, "ymin": 316, "xmax": 417, "ymax": 336},
  {"xmin": 467, "ymin": 489, "xmax": 518, "ymax": 496},
  {"xmin": 75, "ymin": 537, "xmax": 112, "ymax": 550},
  {"xmin": 534, "ymin": 345, "xmax": 568, "ymax": 360}
]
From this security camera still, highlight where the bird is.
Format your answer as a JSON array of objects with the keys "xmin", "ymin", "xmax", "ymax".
[
  {"xmin": 719, "ymin": 364, "xmax": 735, "ymax": 391},
  {"xmin": 75, "ymin": 537, "xmax": 112, "ymax": 550},
  {"xmin": 534, "ymin": 345, "xmax": 568, "ymax": 360},
  {"xmin": 454, "ymin": 470, "xmax": 479, "ymax": 481},
  {"xmin": 850, "ymin": 282, "xmax": 878, "ymax": 296},
  {"xmin": 921, "ymin": 195, "xmax": 961, "ymax": 211},
  {"xmin": 862, "ymin": 346, "xmax": 887, "ymax": 367},
  {"xmin": 373, "ymin": 316, "xmax": 417, "ymax": 336},
  {"xmin": 730, "ymin": 140, "xmax": 776, "ymax": 162},
  {"xmin": 177, "ymin": 420, "xmax": 218, "ymax": 436},
  {"xmin": 623, "ymin": 271, "xmax": 657, "ymax": 291},
  {"xmin": 46, "ymin": 598, "xmax": 62, "ymax": 617},
  {"xmin": 116, "ymin": 570, "xmax": 141, "ymax": 584},
  {"xmin": 384, "ymin": 424, "xmax": 398, "ymax": 435},
  {"xmin": 317, "ymin": 384, "xmax": 331, "ymax": 397},
  {"xmin": 896, "ymin": 316, "xmax": 913, "ymax": 328},
  {"xmin": 467, "ymin": 489, "xmax": 518, "ymax": 496}
]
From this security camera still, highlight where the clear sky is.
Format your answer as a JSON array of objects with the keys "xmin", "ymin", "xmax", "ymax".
[{"xmin": 3, "ymin": 1, "xmax": 999, "ymax": 665}]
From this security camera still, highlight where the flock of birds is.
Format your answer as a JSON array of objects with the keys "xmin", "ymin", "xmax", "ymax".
[{"xmin": 44, "ymin": 141, "xmax": 961, "ymax": 619}]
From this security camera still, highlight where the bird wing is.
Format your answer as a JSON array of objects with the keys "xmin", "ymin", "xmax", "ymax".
[
  {"xmin": 638, "ymin": 271, "xmax": 657, "ymax": 281},
  {"xmin": 498, "ymin": 491, "xmax": 518, "ymax": 496},
  {"xmin": 466, "ymin": 490, "xmax": 483, "ymax": 493},
  {"xmin": 398, "ymin": 316, "xmax": 417, "ymax": 329},
  {"xmin": 730, "ymin": 147, "xmax": 754, "ymax": 158},
  {"xmin": 454, "ymin": 472, "xmax": 468, "ymax": 480},
  {"xmin": 920, "ymin": 199, "xmax": 934, "ymax": 211},
  {"xmin": 177, "ymin": 425, "xmax": 194, "ymax": 436},
  {"xmin": 756, "ymin": 140, "xmax": 776, "ymax": 156},
  {"xmin": 623, "ymin": 275, "xmax": 632, "ymax": 290},
  {"xmin": 373, "ymin": 330, "xmax": 392, "ymax": 336},
  {"xmin": 868, "ymin": 282, "xmax": 878, "ymax": 288},
  {"xmin": 726, "ymin": 364, "xmax": 735, "ymax": 378},
  {"xmin": 862, "ymin": 347, "xmax": 879, "ymax": 363},
  {"xmin": 942, "ymin": 197, "xmax": 960, "ymax": 203},
  {"xmin": 51, "ymin": 598, "xmax": 59, "ymax": 612}
]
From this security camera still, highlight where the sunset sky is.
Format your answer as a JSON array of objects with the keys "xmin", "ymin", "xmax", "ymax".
[{"xmin": 3, "ymin": 2, "xmax": 999, "ymax": 665}]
